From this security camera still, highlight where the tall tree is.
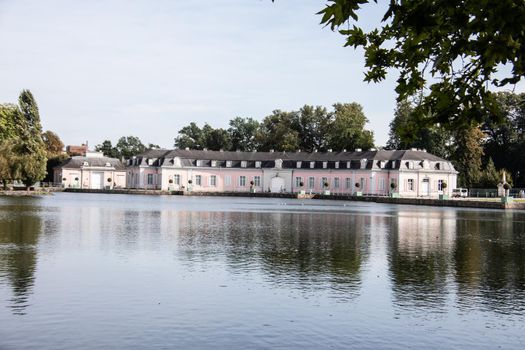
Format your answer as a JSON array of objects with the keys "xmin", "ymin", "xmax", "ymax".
[
  {"xmin": 386, "ymin": 99, "xmax": 451, "ymax": 158},
  {"xmin": 318, "ymin": 0, "xmax": 525, "ymax": 129},
  {"xmin": 115, "ymin": 136, "xmax": 146, "ymax": 159},
  {"xmin": 0, "ymin": 139, "xmax": 21, "ymax": 189},
  {"xmin": 42, "ymin": 130, "xmax": 64, "ymax": 157},
  {"xmin": 256, "ymin": 110, "xmax": 300, "ymax": 152},
  {"xmin": 0, "ymin": 104, "xmax": 19, "ymax": 142},
  {"xmin": 174, "ymin": 122, "xmax": 204, "ymax": 150},
  {"xmin": 294, "ymin": 105, "xmax": 330, "ymax": 152},
  {"xmin": 453, "ymin": 126, "xmax": 484, "ymax": 188},
  {"xmin": 202, "ymin": 127, "xmax": 231, "ymax": 151},
  {"xmin": 228, "ymin": 117, "xmax": 260, "ymax": 151},
  {"xmin": 326, "ymin": 103, "xmax": 374, "ymax": 151},
  {"xmin": 17, "ymin": 90, "xmax": 47, "ymax": 188}
]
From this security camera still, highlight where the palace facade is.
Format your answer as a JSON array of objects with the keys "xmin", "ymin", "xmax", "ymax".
[{"xmin": 126, "ymin": 148, "xmax": 458, "ymax": 197}]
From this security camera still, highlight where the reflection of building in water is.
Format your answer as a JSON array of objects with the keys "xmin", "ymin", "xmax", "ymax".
[
  {"xmin": 396, "ymin": 210, "xmax": 457, "ymax": 255},
  {"xmin": 388, "ymin": 209, "xmax": 457, "ymax": 310},
  {"xmin": 0, "ymin": 200, "xmax": 42, "ymax": 315}
]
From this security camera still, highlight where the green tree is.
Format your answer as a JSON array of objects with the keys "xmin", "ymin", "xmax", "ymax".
[
  {"xmin": 95, "ymin": 140, "xmax": 119, "ymax": 158},
  {"xmin": 115, "ymin": 136, "xmax": 146, "ymax": 159},
  {"xmin": 0, "ymin": 104, "xmax": 19, "ymax": 141},
  {"xmin": 453, "ymin": 126, "xmax": 484, "ymax": 188},
  {"xmin": 174, "ymin": 122, "xmax": 204, "ymax": 150},
  {"xmin": 0, "ymin": 139, "xmax": 21, "ymax": 189},
  {"xmin": 386, "ymin": 98, "xmax": 451, "ymax": 158},
  {"xmin": 202, "ymin": 127, "xmax": 231, "ymax": 151},
  {"xmin": 17, "ymin": 90, "xmax": 47, "ymax": 188},
  {"xmin": 318, "ymin": 0, "xmax": 525, "ymax": 129},
  {"xmin": 256, "ymin": 110, "xmax": 300, "ymax": 151},
  {"xmin": 479, "ymin": 158, "xmax": 500, "ymax": 188},
  {"xmin": 326, "ymin": 103, "xmax": 374, "ymax": 151},
  {"xmin": 294, "ymin": 105, "xmax": 330, "ymax": 152},
  {"xmin": 42, "ymin": 130, "xmax": 64, "ymax": 157},
  {"xmin": 228, "ymin": 117, "xmax": 260, "ymax": 151}
]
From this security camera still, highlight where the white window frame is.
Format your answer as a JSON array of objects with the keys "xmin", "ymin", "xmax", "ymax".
[
  {"xmin": 296, "ymin": 161, "xmax": 302, "ymax": 168},
  {"xmin": 241, "ymin": 161, "xmax": 247, "ymax": 168},
  {"xmin": 295, "ymin": 177, "xmax": 302, "ymax": 187},
  {"xmin": 226, "ymin": 161, "xmax": 232, "ymax": 168},
  {"xmin": 210, "ymin": 175, "xmax": 217, "ymax": 187},
  {"xmin": 345, "ymin": 178, "xmax": 352, "ymax": 189},
  {"xmin": 147, "ymin": 174, "xmax": 153, "ymax": 185},
  {"xmin": 308, "ymin": 176, "xmax": 315, "ymax": 189},
  {"xmin": 239, "ymin": 176, "xmax": 246, "ymax": 187},
  {"xmin": 195, "ymin": 175, "xmax": 202, "ymax": 186},
  {"xmin": 225, "ymin": 175, "xmax": 232, "ymax": 186},
  {"xmin": 255, "ymin": 161, "xmax": 261, "ymax": 168},
  {"xmin": 323, "ymin": 162, "xmax": 327, "ymax": 169},
  {"xmin": 334, "ymin": 177, "xmax": 340, "ymax": 189},
  {"xmin": 253, "ymin": 176, "xmax": 261, "ymax": 187},
  {"xmin": 211, "ymin": 160, "xmax": 217, "ymax": 167},
  {"xmin": 407, "ymin": 179, "xmax": 414, "ymax": 191},
  {"xmin": 321, "ymin": 177, "xmax": 328, "ymax": 188},
  {"xmin": 310, "ymin": 162, "xmax": 315, "ymax": 169}
]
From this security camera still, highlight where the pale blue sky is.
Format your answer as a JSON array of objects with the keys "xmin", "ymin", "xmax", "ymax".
[{"xmin": 0, "ymin": 0, "xmax": 397, "ymax": 148}]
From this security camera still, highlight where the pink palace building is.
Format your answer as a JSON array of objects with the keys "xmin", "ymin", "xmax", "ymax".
[{"xmin": 126, "ymin": 148, "xmax": 458, "ymax": 197}]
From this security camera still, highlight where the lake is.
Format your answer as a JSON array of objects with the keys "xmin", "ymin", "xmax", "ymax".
[{"xmin": 0, "ymin": 193, "xmax": 524, "ymax": 349}]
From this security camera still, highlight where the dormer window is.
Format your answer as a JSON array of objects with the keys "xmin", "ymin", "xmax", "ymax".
[
  {"xmin": 83, "ymin": 161, "xmax": 89, "ymax": 166},
  {"xmin": 241, "ymin": 161, "xmax": 247, "ymax": 168},
  {"xmin": 211, "ymin": 160, "xmax": 217, "ymax": 167},
  {"xmin": 405, "ymin": 161, "xmax": 413, "ymax": 169},
  {"xmin": 255, "ymin": 161, "xmax": 261, "ymax": 168},
  {"xmin": 335, "ymin": 161, "xmax": 339, "ymax": 169},
  {"xmin": 434, "ymin": 162, "xmax": 441, "ymax": 170},
  {"xmin": 226, "ymin": 161, "xmax": 232, "ymax": 168},
  {"xmin": 346, "ymin": 161, "xmax": 351, "ymax": 168},
  {"xmin": 148, "ymin": 159, "xmax": 154, "ymax": 166},
  {"xmin": 296, "ymin": 161, "xmax": 302, "ymax": 168},
  {"xmin": 310, "ymin": 161, "xmax": 315, "ymax": 169},
  {"xmin": 323, "ymin": 162, "xmax": 327, "ymax": 169},
  {"xmin": 105, "ymin": 162, "xmax": 111, "ymax": 167},
  {"xmin": 196, "ymin": 160, "xmax": 203, "ymax": 167}
]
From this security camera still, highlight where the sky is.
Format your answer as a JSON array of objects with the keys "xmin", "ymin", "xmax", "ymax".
[{"xmin": 0, "ymin": 0, "xmax": 398, "ymax": 149}]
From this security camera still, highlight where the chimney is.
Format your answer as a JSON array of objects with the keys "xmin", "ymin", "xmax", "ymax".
[
  {"xmin": 185, "ymin": 147, "xmax": 190, "ymax": 151},
  {"xmin": 370, "ymin": 148, "xmax": 376, "ymax": 151},
  {"xmin": 270, "ymin": 149, "xmax": 274, "ymax": 153},
  {"xmin": 236, "ymin": 149, "xmax": 241, "ymax": 152},
  {"xmin": 355, "ymin": 148, "xmax": 362, "ymax": 152},
  {"xmin": 203, "ymin": 148, "xmax": 207, "ymax": 151},
  {"xmin": 328, "ymin": 149, "xmax": 332, "ymax": 152},
  {"xmin": 314, "ymin": 149, "xmax": 318, "ymax": 153},
  {"xmin": 297, "ymin": 149, "xmax": 301, "ymax": 152},
  {"xmin": 219, "ymin": 149, "xmax": 224, "ymax": 152},
  {"xmin": 343, "ymin": 149, "xmax": 347, "ymax": 152}
]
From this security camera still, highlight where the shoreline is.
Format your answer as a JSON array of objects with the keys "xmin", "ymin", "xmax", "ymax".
[{"xmin": 57, "ymin": 188, "xmax": 525, "ymax": 210}]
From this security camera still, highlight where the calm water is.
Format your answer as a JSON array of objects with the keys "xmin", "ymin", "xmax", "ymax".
[{"xmin": 0, "ymin": 193, "xmax": 524, "ymax": 349}]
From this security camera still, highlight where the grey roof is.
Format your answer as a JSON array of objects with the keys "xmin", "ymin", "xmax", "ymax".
[
  {"xmin": 56, "ymin": 156, "xmax": 126, "ymax": 170},
  {"xmin": 128, "ymin": 148, "xmax": 454, "ymax": 171}
]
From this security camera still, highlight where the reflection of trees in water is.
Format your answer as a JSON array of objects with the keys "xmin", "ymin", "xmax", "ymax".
[
  {"xmin": 388, "ymin": 209, "xmax": 525, "ymax": 314},
  {"xmin": 388, "ymin": 210, "xmax": 456, "ymax": 310},
  {"xmin": 453, "ymin": 211, "xmax": 525, "ymax": 313},
  {"xmin": 0, "ymin": 200, "xmax": 42, "ymax": 315},
  {"xmin": 175, "ymin": 211, "xmax": 370, "ymax": 298}
]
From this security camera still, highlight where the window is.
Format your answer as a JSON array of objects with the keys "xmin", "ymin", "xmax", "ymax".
[
  {"xmin": 253, "ymin": 176, "xmax": 261, "ymax": 187},
  {"xmin": 174, "ymin": 174, "xmax": 180, "ymax": 185},
  {"xmin": 195, "ymin": 175, "xmax": 202, "ymax": 186},
  {"xmin": 334, "ymin": 177, "xmax": 340, "ymax": 188},
  {"xmin": 210, "ymin": 175, "xmax": 217, "ymax": 187},
  {"xmin": 211, "ymin": 160, "xmax": 217, "ymax": 167},
  {"xmin": 335, "ymin": 161, "xmax": 339, "ymax": 169},
  {"xmin": 308, "ymin": 177, "xmax": 315, "ymax": 188},
  {"xmin": 345, "ymin": 178, "xmax": 352, "ymax": 189},
  {"xmin": 225, "ymin": 176, "xmax": 232, "ymax": 186},
  {"xmin": 296, "ymin": 161, "xmax": 302, "ymax": 168},
  {"xmin": 226, "ymin": 161, "xmax": 232, "ymax": 168},
  {"xmin": 239, "ymin": 176, "xmax": 246, "ymax": 187},
  {"xmin": 435, "ymin": 163, "xmax": 441, "ymax": 170},
  {"xmin": 438, "ymin": 179, "xmax": 443, "ymax": 191},
  {"xmin": 255, "ymin": 161, "xmax": 261, "ymax": 168},
  {"xmin": 196, "ymin": 160, "xmax": 202, "ymax": 167},
  {"xmin": 310, "ymin": 161, "xmax": 315, "ymax": 169},
  {"xmin": 241, "ymin": 161, "xmax": 247, "ymax": 168},
  {"xmin": 323, "ymin": 162, "xmax": 327, "ymax": 169},
  {"xmin": 295, "ymin": 177, "xmax": 303, "ymax": 187},
  {"xmin": 379, "ymin": 178, "xmax": 385, "ymax": 191},
  {"xmin": 407, "ymin": 179, "xmax": 414, "ymax": 191},
  {"xmin": 147, "ymin": 174, "xmax": 153, "ymax": 185},
  {"xmin": 346, "ymin": 161, "xmax": 351, "ymax": 168},
  {"xmin": 321, "ymin": 177, "xmax": 328, "ymax": 188}
]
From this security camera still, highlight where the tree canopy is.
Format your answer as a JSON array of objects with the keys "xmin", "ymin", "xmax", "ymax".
[{"xmin": 318, "ymin": 0, "xmax": 525, "ymax": 128}]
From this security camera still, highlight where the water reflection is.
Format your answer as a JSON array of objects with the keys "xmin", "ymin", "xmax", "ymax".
[
  {"xmin": 174, "ymin": 211, "xmax": 369, "ymax": 298},
  {"xmin": 388, "ymin": 210, "xmax": 457, "ymax": 311},
  {"xmin": 388, "ymin": 208, "xmax": 525, "ymax": 315},
  {"xmin": 0, "ymin": 198, "xmax": 42, "ymax": 315}
]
